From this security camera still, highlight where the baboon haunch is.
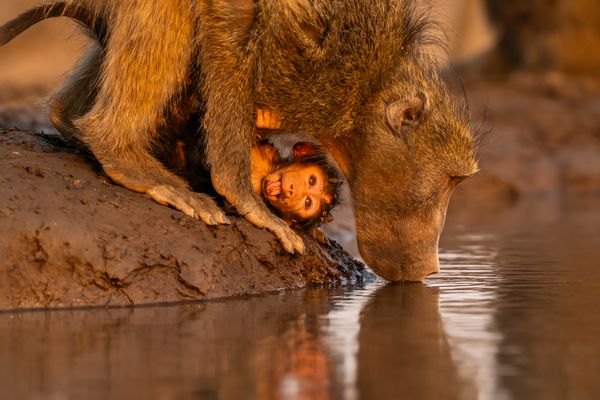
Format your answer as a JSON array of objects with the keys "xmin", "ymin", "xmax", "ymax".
[{"xmin": 1, "ymin": 0, "xmax": 478, "ymax": 281}]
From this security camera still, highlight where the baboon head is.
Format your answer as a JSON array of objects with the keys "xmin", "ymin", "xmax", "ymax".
[
  {"xmin": 256, "ymin": 0, "xmax": 479, "ymax": 281},
  {"xmin": 348, "ymin": 72, "xmax": 478, "ymax": 281}
]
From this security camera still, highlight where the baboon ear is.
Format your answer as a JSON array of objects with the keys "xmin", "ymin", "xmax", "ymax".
[
  {"xmin": 386, "ymin": 91, "xmax": 430, "ymax": 133},
  {"xmin": 292, "ymin": 142, "xmax": 315, "ymax": 159},
  {"xmin": 299, "ymin": 11, "xmax": 329, "ymax": 46},
  {"xmin": 301, "ymin": 22, "xmax": 323, "ymax": 44}
]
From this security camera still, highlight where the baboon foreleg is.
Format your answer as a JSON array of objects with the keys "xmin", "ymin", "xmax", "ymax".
[
  {"xmin": 198, "ymin": 0, "xmax": 305, "ymax": 254},
  {"xmin": 67, "ymin": 2, "xmax": 229, "ymax": 226}
]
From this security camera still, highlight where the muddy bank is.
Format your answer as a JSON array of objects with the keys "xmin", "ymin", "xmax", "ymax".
[{"xmin": 0, "ymin": 129, "xmax": 371, "ymax": 310}]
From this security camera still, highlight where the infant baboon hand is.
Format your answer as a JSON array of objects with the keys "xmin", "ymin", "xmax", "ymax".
[
  {"xmin": 308, "ymin": 228, "xmax": 330, "ymax": 246},
  {"xmin": 244, "ymin": 209, "xmax": 305, "ymax": 254},
  {"xmin": 255, "ymin": 108, "xmax": 283, "ymax": 130},
  {"xmin": 147, "ymin": 185, "xmax": 231, "ymax": 225}
]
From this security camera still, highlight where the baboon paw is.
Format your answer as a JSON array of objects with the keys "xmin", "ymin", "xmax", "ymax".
[
  {"xmin": 147, "ymin": 185, "xmax": 231, "ymax": 226},
  {"xmin": 273, "ymin": 224, "xmax": 305, "ymax": 255},
  {"xmin": 244, "ymin": 210, "xmax": 305, "ymax": 254}
]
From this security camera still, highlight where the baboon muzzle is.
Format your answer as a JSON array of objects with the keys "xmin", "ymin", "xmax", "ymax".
[
  {"xmin": 355, "ymin": 188, "xmax": 452, "ymax": 282},
  {"xmin": 358, "ymin": 227, "xmax": 441, "ymax": 282}
]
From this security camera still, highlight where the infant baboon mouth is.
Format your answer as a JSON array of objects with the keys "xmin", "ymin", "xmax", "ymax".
[{"xmin": 263, "ymin": 178, "xmax": 282, "ymax": 197}]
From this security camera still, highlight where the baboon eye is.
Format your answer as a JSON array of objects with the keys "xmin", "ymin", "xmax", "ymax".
[
  {"xmin": 304, "ymin": 197, "xmax": 312, "ymax": 209},
  {"xmin": 450, "ymin": 176, "xmax": 467, "ymax": 185},
  {"xmin": 309, "ymin": 175, "xmax": 316, "ymax": 186}
]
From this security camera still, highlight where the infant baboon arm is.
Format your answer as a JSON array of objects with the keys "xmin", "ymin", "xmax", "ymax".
[
  {"xmin": 69, "ymin": 1, "xmax": 229, "ymax": 226},
  {"xmin": 197, "ymin": 0, "xmax": 304, "ymax": 254}
]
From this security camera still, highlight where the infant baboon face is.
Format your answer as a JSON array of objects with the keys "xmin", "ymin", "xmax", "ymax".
[{"xmin": 262, "ymin": 163, "xmax": 332, "ymax": 224}]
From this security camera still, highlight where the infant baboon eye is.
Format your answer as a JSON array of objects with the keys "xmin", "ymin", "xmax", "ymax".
[
  {"xmin": 304, "ymin": 197, "xmax": 312, "ymax": 209},
  {"xmin": 309, "ymin": 175, "xmax": 316, "ymax": 186}
]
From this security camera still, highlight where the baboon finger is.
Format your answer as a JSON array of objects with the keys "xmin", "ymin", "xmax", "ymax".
[
  {"xmin": 269, "ymin": 111, "xmax": 282, "ymax": 129},
  {"xmin": 255, "ymin": 108, "xmax": 283, "ymax": 129},
  {"xmin": 196, "ymin": 211, "xmax": 217, "ymax": 226},
  {"xmin": 187, "ymin": 195, "xmax": 231, "ymax": 225},
  {"xmin": 147, "ymin": 185, "xmax": 229, "ymax": 226},
  {"xmin": 256, "ymin": 109, "xmax": 266, "ymax": 128},
  {"xmin": 277, "ymin": 233, "xmax": 294, "ymax": 254},
  {"xmin": 244, "ymin": 209, "xmax": 305, "ymax": 254},
  {"xmin": 288, "ymin": 231, "xmax": 305, "ymax": 254},
  {"xmin": 308, "ymin": 228, "xmax": 329, "ymax": 245},
  {"xmin": 214, "ymin": 213, "xmax": 232, "ymax": 225},
  {"xmin": 147, "ymin": 185, "xmax": 198, "ymax": 219}
]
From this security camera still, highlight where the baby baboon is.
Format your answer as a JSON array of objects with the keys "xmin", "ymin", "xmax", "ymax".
[
  {"xmin": 253, "ymin": 109, "xmax": 341, "ymax": 229},
  {"xmin": 251, "ymin": 139, "xmax": 341, "ymax": 229},
  {"xmin": 170, "ymin": 133, "xmax": 341, "ymax": 230},
  {"xmin": 1, "ymin": 0, "xmax": 479, "ymax": 281}
]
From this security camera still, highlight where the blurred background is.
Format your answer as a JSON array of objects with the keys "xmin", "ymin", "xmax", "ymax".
[{"xmin": 1, "ymin": 0, "xmax": 599, "ymax": 250}]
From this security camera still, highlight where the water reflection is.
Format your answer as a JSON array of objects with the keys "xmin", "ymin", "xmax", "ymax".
[
  {"xmin": 0, "ymin": 282, "xmax": 471, "ymax": 400},
  {"xmin": 492, "ymin": 210, "xmax": 600, "ymax": 400},
  {"xmin": 1, "ymin": 197, "xmax": 600, "ymax": 399},
  {"xmin": 0, "ymin": 291, "xmax": 338, "ymax": 400},
  {"xmin": 436, "ymin": 237, "xmax": 507, "ymax": 400},
  {"xmin": 357, "ymin": 283, "xmax": 474, "ymax": 400}
]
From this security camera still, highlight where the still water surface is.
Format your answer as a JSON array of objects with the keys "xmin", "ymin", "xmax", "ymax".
[{"xmin": 1, "ymin": 197, "xmax": 599, "ymax": 399}]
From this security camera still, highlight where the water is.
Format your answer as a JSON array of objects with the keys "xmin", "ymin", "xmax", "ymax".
[{"xmin": 1, "ymin": 197, "xmax": 599, "ymax": 400}]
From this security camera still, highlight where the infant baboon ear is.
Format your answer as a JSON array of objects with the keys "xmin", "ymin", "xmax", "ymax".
[
  {"xmin": 386, "ymin": 90, "xmax": 430, "ymax": 133},
  {"xmin": 292, "ymin": 142, "xmax": 316, "ymax": 159}
]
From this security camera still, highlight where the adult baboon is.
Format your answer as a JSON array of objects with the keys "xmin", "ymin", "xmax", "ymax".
[{"xmin": 1, "ymin": 0, "xmax": 478, "ymax": 281}]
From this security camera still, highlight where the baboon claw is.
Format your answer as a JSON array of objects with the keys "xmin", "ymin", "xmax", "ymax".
[
  {"xmin": 276, "ymin": 227, "xmax": 305, "ymax": 255},
  {"xmin": 217, "ymin": 214, "xmax": 232, "ymax": 225}
]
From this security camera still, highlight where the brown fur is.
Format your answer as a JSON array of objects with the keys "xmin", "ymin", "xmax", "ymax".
[{"xmin": 0, "ymin": 0, "xmax": 478, "ymax": 281}]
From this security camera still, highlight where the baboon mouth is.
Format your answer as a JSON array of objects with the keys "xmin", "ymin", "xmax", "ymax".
[{"xmin": 263, "ymin": 179, "xmax": 282, "ymax": 197}]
